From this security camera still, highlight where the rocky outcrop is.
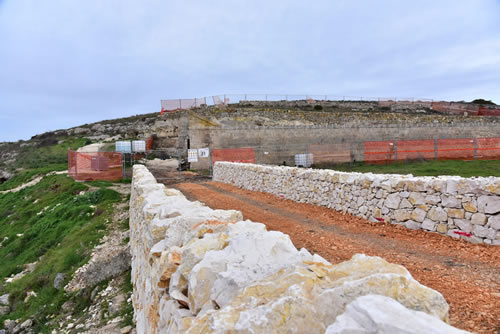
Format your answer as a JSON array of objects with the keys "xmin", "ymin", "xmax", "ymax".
[
  {"xmin": 214, "ymin": 162, "xmax": 500, "ymax": 245},
  {"xmin": 130, "ymin": 165, "xmax": 466, "ymax": 333}
]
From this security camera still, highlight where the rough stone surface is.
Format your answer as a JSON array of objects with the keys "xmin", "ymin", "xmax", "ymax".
[
  {"xmin": 325, "ymin": 295, "xmax": 468, "ymax": 334},
  {"xmin": 130, "ymin": 165, "xmax": 463, "ymax": 333},
  {"xmin": 53, "ymin": 273, "xmax": 66, "ymax": 290},
  {"xmin": 214, "ymin": 162, "xmax": 500, "ymax": 245}
]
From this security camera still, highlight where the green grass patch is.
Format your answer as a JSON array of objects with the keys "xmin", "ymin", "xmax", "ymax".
[
  {"xmin": 314, "ymin": 159, "xmax": 500, "ymax": 177},
  {"xmin": 0, "ymin": 164, "xmax": 66, "ymax": 191},
  {"xmin": 12, "ymin": 137, "xmax": 90, "ymax": 170},
  {"xmin": 0, "ymin": 173, "xmax": 124, "ymax": 333}
]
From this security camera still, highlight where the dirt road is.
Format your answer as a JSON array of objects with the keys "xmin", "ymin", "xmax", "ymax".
[{"xmin": 169, "ymin": 180, "xmax": 499, "ymax": 333}]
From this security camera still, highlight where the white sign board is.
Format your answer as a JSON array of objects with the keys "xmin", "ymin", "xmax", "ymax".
[
  {"xmin": 132, "ymin": 140, "xmax": 146, "ymax": 153},
  {"xmin": 115, "ymin": 141, "xmax": 132, "ymax": 153},
  {"xmin": 188, "ymin": 149, "xmax": 198, "ymax": 162},
  {"xmin": 198, "ymin": 148, "xmax": 210, "ymax": 158}
]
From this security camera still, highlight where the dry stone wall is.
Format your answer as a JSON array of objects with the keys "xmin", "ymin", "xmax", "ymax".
[
  {"xmin": 130, "ymin": 165, "xmax": 468, "ymax": 333},
  {"xmin": 213, "ymin": 162, "xmax": 500, "ymax": 246}
]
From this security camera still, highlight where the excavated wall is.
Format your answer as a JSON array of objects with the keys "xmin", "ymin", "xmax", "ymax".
[
  {"xmin": 213, "ymin": 162, "xmax": 500, "ymax": 245},
  {"xmin": 130, "ymin": 165, "xmax": 467, "ymax": 333}
]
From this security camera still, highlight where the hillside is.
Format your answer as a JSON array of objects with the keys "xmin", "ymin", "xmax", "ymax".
[{"xmin": 0, "ymin": 120, "xmax": 143, "ymax": 333}]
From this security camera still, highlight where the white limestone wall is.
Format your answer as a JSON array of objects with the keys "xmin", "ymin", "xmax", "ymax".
[
  {"xmin": 130, "ymin": 165, "xmax": 468, "ymax": 333},
  {"xmin": 213, "ymin": 162, "xmax": 500, "ymax": 245}
]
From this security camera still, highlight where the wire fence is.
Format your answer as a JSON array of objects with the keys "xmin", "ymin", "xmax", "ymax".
[{"xmin": 160, "ymin": 95, "xmax": 500, "ymax": 116}]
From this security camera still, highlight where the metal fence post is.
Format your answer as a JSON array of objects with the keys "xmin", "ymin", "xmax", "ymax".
[{"xmin": 209, "ymin": 148, "xmax": 213, "ymax": 178}]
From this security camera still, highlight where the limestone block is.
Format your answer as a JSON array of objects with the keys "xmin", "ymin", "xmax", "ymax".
[
  {"xmin": 422, "ymin": 219, "xmax": 437, "ymax": 231},
  {"xmin": 477, "ymin": 195, "xmax": 500, "ymax": 214},
  {"xmin": 488, "ymin": 215, "xmax": 500, "ymax": 230},
  {"xmin": 441, "ymin": 195, "xmax": 461, "ymax": 209},
  {"xmin": 409, "ymin": 192, "xmax": 426, "ymax": 205},
  {"xmin": 405, "ymin": 220, "xmax": 421, "ymax": 230},
  {"xmin": 446, "ymin": 208, "xmax": 464, "ymax": 219},
  {"xmin": 186, "ymin": 255, "xmax": 451, "ymax": 334},
  {"xmin": 470, "ymin": 213, "xmax": 487, "ymax": 225},
  {"xmin": 462, "ymin": 201, "xmax": 478, "ymax": 213},
  {"xmin": 393, "ymin": 210, "xmax": 411, "ymax": 222},
  {"xmin": 454, "ymin": 219, "xmax": 472, "ymax": 233},
  {"xmin": 425, "ymin": 195, "xmax": 441, "ymax": 205},
  {"xmin": 427, "ymin": 207, "xmax": 447, "ymax": 222},
  {"xmin": 410, "ymin": 208, "xmax": 427, "ymax": 223},
  {"xmin": 472, "ymin": 225, "xmax": 489, "ymax": 238},
  {"xmin": 188, "ymin": 222, "xmax": 303, "ymax": 313},
  {"xmin": 399, "ymin": 198, "xmax": 412, "ymax": 208},
  {"xmin": 486, "ymin": 228, "xmax": 497, "ymax": 240},
  {"xmin": 384, "ymin": 193, "xmax": 401, "ymax": 209},
  {"xmin": 325, "ymin": 295, "xmax": 468, "ymax": 334},
  {"xmin": 437, "ymin": 223, "xmax": 448, "ymax": 234}
]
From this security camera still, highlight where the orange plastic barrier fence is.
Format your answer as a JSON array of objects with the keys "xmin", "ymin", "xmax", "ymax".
[
  {"xmin": 477, "ymin": 137, "xmax": 500, "ymax": 160},
  {"xmin": 212, "ymin": 148, "xmax": 255, "ymax": 165},
  {"xmin": 396, "ymin": 140, "xmax": 435, "ymax": 161},
  {"xmin": 364, "ymin": 141, "xmax": 395, "ymax": 163},
  {"xmin": 308, "ymin": 144, "xmax": 351, "ymax": 164},
  {"xmin": 437, "ymin": 138, "xmax": 475, "ymax": 160},
  {"xmin": 146, "ymin": 135, "xmax": 154, "ymax": 151},
  {"xmin": 68, "ymin": 150, "xmax": 122, "ymax": 181}
]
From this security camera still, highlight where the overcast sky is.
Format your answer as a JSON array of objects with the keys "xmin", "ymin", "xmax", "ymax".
[{"xmin": 1, "ymin": 1, "xmax": 499, "ymax": 141}]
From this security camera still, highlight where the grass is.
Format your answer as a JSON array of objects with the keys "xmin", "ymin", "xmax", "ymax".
[
  {"xmin": 314, "ymin": 159, "xmax": 500, "ymax": 177},
  {"xmin": 0, "ymin": 164, "xmax": 66, "ymax": 191},
  {"xmin": 0, "ymin": 174, "xmax": 124, "ymax": 333}
]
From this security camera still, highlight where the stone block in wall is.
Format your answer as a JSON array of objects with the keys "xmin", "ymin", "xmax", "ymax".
[
  {"xmin": 462, "ymin": 201, "xmax": 478, "ymax": 213},
  {"xmin": 393, "ymin": 209, "xmax": 411, "ymax": 222},
  {"xmin": 422, "ymin": 219, "xmax": 437, "ymax": 231},
  {"xmin": 477, "ymin": 195, "xmax": 500, "ymax": 214},
  {"xmin": 488, "ymin": 216, "xmax": 500, "ymax": 230},
  {"xmin": 405, "ymin": 220, "xmax": 421, "ymax": 230},
  {"xmin": 446, "ymin": 208, "xmax": 465, "ymax": 219},
  {"xmin": 454, "ymin": 219, "xmax": 472, "ymax": 233},
  {"xmin": 472, "ymin": 225, "xmax": 489, "ymax": 238},
  {"xmin": 409, "ymin": 192, "xmax": 426, "ymax": 205},
  {"xmin": 384, "ymin": 193, "xmax": 401, "ymax": 209},
  {"xmin": 441, "ymin": 195, "xmax": 461, "ymax": 209},
  {"xmin": 470, "ymin": 213, "xmax": 487, "ymax": 225},
  {"xmin": 427, "ymin": 207, "xmax": 447, "ymax": 222},
  {"xmin": 411, "ymin": 208, "xmax": 427, "ymax": 223},
  {"xmin": 436, "ymin": 223, "xmax": 448, "ymax": 234}
]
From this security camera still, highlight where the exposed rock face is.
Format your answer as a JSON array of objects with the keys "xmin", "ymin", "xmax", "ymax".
[
  {"xmin": 214, "ymin": 162, "xmax": 500, "ymax": 245},
  {"xmin": 324, "ymin": 295, "xmax": 468, "ymax": 334},
  {"xmin": 130, "ymin": 165, "xmax": 465, "ymax": 333}
]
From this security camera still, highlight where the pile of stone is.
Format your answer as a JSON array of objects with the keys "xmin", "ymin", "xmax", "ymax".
[
  {"xmin": 130, "ymin": 165, "xmax": 467, "ymax": 333},
  {"xmin": 214, "ymin": 162, "xmax": 500, "ymax": 245}
]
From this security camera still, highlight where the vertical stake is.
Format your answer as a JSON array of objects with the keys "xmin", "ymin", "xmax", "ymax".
[{"xmin": 434, "ymin": 139, "xmax": 438, "ymax": 160}]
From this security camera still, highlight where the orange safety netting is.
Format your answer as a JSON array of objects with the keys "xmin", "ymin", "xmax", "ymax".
[
  {"xmin": 364, "ymin": 141, "xmax": 395, "ymax": 163},
  {"xmin": 68, "ymin": 150, "xmax": 123, "ymax": 181},
  {"xmin": 477, "ymin": 137, "xmax": 500, "ymax": 160},
  {"xmin": 212, "ymin": 148, "xmax": 255, "ymax": 165},
  {"xmin": 308, "ymin": 144, "xmax": 351, "ymax": 164},
  {"xmin": 437, "ymin": 138, "xmax": 475, "ymax": 160},
  {"xmin": 396, "ymin": 140, "xmax": 435, "ymax": 161}
]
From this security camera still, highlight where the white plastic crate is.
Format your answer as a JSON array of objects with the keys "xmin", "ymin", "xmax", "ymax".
[
  {"xmin": 132, "ymin": 140, "xmax": 146, "ymax": 153},
  {"xmin": 115, "ymin": 141, "xmax": 132, "ymax": 153},
  {"xmin": 294, "ymin": 153, "xmax": 313, "ymax": 167}
]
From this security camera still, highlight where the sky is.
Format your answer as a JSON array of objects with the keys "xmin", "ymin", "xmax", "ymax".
[{"xmin": 1, "ymin": 0, "xmax": 499, "ymax": 142}]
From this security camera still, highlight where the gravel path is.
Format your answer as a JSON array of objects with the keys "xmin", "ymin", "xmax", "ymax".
[{"xmin": 172, "ymin": 180, "xmax": 500, "ymax": 334}]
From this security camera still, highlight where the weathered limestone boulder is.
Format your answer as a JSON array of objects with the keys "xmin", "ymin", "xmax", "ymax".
[{"xmin": 325, "ymin": 295, "xmax": 468, "ymax": 334}]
